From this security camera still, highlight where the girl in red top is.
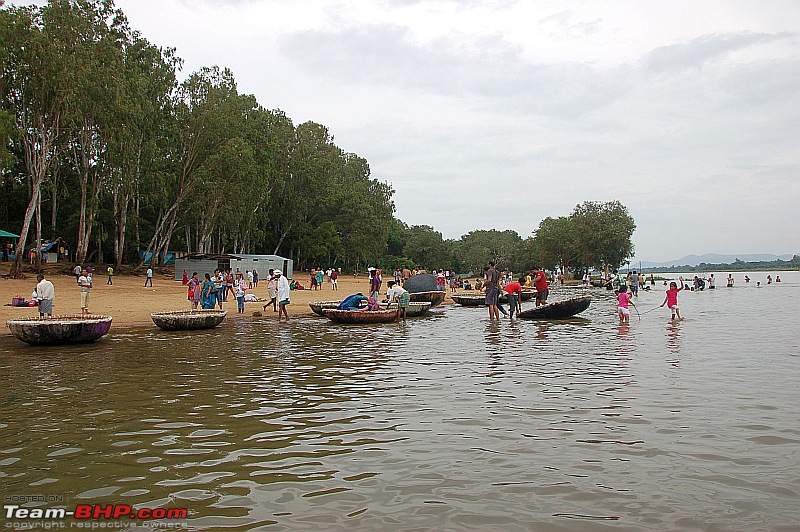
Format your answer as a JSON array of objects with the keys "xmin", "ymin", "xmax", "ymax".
[
  {"xmin": 617, "ymin": 285, "xmax": 635, "ymax": 324},
  {"xmin": 660, "ymin": 276, "xmax": 685, "ymax": 321}
]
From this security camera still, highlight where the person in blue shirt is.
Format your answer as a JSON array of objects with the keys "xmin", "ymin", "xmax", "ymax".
[{"xmin": 338, "ymin": 293, "xmax": 369, "ymax": 310}]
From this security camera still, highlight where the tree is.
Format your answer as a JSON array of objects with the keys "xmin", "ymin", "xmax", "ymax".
[
  {"xmin": 402, "ymin": 225, "xmax": 451, "ymax": 269},
  {"xmin": 456, "ymin": 229, "xmax": 522, "ymax": 275},
  {"xmin": 570, "ymin": 200, "xmax": 636, "ymax": 271}
]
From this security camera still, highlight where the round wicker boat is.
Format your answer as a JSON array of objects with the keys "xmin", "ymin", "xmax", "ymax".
[
  {"xmin": 6, "ymin": 315, "xmax": 112, "ymax": 345},
  {"xmin": 516, "ymin": 296, "xmax": 592, "ymax": 320},
  {"xmin": 385, "ymin": 301, "xmax": 432, "ymax": 317},
  {"xmin": 150, "ymin": 309, "xmax": 227, "ymax": 330},
  {"xmin": 322, "ymin": 308, "xmax": 400, "ymax": 324},
  {"xmin": 308, "ymin": 300, "xmax": 342, "ymax": 316},
  {"xmin": 409, "ymin": 290, "xmax": 446, "ymax": 307},
  {"xmin": 450, "ymin": 294, "xmax": 487, "ymax": 306}
]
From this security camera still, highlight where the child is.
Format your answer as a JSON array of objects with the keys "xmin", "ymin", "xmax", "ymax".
[
  {"xmin": 617, "ymin": 285, "xmax": 635, "ymax": 324},
  {"xmin": 660, "ymin": 276, "xmax": 685, "ymax": 321}
]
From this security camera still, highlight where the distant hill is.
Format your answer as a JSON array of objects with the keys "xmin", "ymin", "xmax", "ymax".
[{"xmin": 634, "ymin": 253, "xmax": 795, "ymax": 269}]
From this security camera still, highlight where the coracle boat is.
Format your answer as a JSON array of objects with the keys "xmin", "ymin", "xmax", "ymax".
[
  {"xmin": 408, "ymin": 290, "xmax": 446, "ymax": 307},
  {"xmin": 323, "ymin": 308, "xmax": 399, "ymax": 324},
  {"xmin": 150, "ymin": 309, "xmax": 227, "ymax": 331},
  {"xmin": 517, "ymin": 296, "xmax": 591, "ymax": 320},
  {"xmin": 385, "ymin": 301, "xmax": 432, "ymax": 317},
  {"xmin": 452, "ymin": 291, "xmax": 537, "ymax": 306},
  {"xmin": 6, "ymin": 315, "xmax": 112, "ymax": 345},
  {"xmin": 309, "ymin": 300, "xmax": 342, "ymax": 316}
]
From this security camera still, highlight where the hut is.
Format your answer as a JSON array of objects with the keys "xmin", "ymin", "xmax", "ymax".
[{"xmin": 174, "ymin": 253, "xmax": 293, "ymax": 281}]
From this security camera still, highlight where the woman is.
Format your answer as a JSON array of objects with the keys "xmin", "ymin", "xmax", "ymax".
[
  {"xmin": 201, "ymin": 273, "xmax": 216, "ymax": 309},
  {"xmin": 263, "ymin": 269, "xmax": 278, "ymax": 312},
  {"xmin": 252, "ymin": 269, "xmax": 259, "ymax": 287},
  {"xmin": 188, "ymin": 272, "xmax": 202, "ymax": 309},
  {"xmin": 234, "ymin": 272, "xmax": 248, "ymax": 314}
]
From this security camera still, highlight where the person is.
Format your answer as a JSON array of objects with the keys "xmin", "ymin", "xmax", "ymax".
[
  {"xmin": 234, "ymin": 272, "xmax": 248, "ymax": 314},
  {"xmin": 629, "ymin": 270, "xmax": 639, "ymax": 297},
  {"xmin": 484, "ymin": 261, "xmax": 501, "ymax": 320},
  {"xmin": 401, "ymin": 267, "xmax": 411, "ymax": 285},
  {"xmin": 246, "ymin": 270, "xmax": 254, "ymax": 286},
  {"xmin": 649, "ymin": 274, "xmax": 655, "ymax": 286},
  {"xmin": 708, "ymin": 273, "xmax": 716, "ymax": 289},
  {"xmin": 78, "ymin": 268, "xmax": 92, "ymax": 315},
  {"xmin": 370, "ymin": 268, "xmax": 382, "ymax": 299},
  {"xmin": 144, "ymin": 267, "xmax": 153, "ymax": 287},
  {"xmin": 316, "ymin": 269, "xmax": 324, "ymax": 290},
  {"xmin": 264, "ymin": 269, "xmax": 278, "ymax": 312},
  {"xmin": 532, "ymin": 267, "xmax": 549, "ymax": 306},
  {"xmin": 107, "ymin": 265, "xmax": 114, "ymax": 285},
  {"xmin": 776, "ymin": 275, "xmax": 781, "ymax": 282},
  {"xmin": 86, "ymin": 265, "xmax": 93, "ymax": 284},
  {"xmin": 744, "ymin": 275, "xmax": 750, "ymax": 283},
  {"xmin": 252, "ymin": 269, "xmax": 259, "ymax": 287},
  {"xmin": 386, "ymin": 281, "xmax": 409, "ymax": 322},
  {"xmin": 74, "ymin": 264, "xmax": 82, "ymax": 283},
  {"xmin": 503, "ymin": 276, "xmax": 524, "ymax": 318},
  {"xmin": 338, "ymin": 293, "xmax": 369, "ymax": 310},
  {"xmin": 275, "ymin": 271, "xmax": 291, "ymax": 320},
  {"xmin": 617, "ymin": 285, "xmax": 635, "ymax": 324},
  {"xmin": 201, "ymin": 273, "xmax": 216, "ymax": 309},
  {"xmin": 767, "ymin": 275, "xmax": 773, "ymax": 284},
  {"xmin": 182, "ymin": 269, "xmax": 189, "ymax": 285},
  {"xmin": 213, "ymin": 270, "xmax": 224, "ymax": 309},
  {"xmin": 330, "ymin": 269, "xmax": 338, "ymax": 290},
  {"xmin": 188, "ymin": 272, "xmax": 201, "ymax": 310},
  {"xmin": 727, "ymin": 274, "xmax": 734, "ymax": 287},
  {"xmin": 660, "ymin": 276, "xmax": 685, "ymax": 321},
  {"xmin": 36, "ymin": 273, "xmax": 55, "ymax": 317},
  {"xmin": 224, "ymin": 270, "xmax": 234, "ymax": 302}
]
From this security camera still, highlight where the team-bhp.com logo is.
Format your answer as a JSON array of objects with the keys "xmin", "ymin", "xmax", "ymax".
[{"xmin": 4, "ymin": 504, "xmax": 188, "ymax": 527}]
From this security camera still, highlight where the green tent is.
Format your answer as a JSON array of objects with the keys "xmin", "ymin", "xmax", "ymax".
[{"xmin": 0, "ymin": 229, "xmax": 20, "ymax": 238}]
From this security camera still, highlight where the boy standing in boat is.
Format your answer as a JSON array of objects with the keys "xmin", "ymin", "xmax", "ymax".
[{"xmin": 78, "ymin": 268, "xmax": 92, "ymax": 315}]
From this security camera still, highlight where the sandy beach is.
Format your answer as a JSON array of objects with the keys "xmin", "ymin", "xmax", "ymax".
[{"xmin": 1, "ymin": 265, "xmax": 458, "ymax": 327}]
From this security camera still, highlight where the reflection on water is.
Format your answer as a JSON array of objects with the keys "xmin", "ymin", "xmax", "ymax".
[{"xmin": 2, "ymin": 272, "xmax": 800, "ymax": 529}]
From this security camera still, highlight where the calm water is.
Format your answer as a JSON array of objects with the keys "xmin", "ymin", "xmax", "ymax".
[{"xmin": 1, "ymin": 271, "xmax": 799, "ymax": 530}]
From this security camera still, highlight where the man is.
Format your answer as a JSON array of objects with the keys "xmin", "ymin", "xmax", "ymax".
[
  {"xmin": 503, "ymin": 276, "xmax": 524, "ymax": 318},
  {"xmin": 78, "ymin": 268, "xmax": 92, "ymax": 315},
  {"xmin": 401, "ymin": 266, "xmax": 412, "ymax": 285},
  {"xmin": 484, "ymin": 261, "xmax": 501, "ymax": 320},
  {"xmin": 275, "ymin": 270, "xmax": 291, "ymax": 320},
  {"xmin": 36, "ymin": 273, "xmax": 55, "ymax": 317},
  {"xmin": 386, "ymin": 280, "xmax": 410, "ymax": 322},
  {"xmin": 107, "ymin": 265, "xmax": 114, "ymax": 285},
  {"xmin": 74, "ymin": 264, "xmax": 82, "ymax": 283},
  {"xmin": 532, "ymin": 267, "xmax": 549, "ymax": 307},
  {"xmin": 144, "ymin": 267, "xmax": 153, "ymax": 287}
]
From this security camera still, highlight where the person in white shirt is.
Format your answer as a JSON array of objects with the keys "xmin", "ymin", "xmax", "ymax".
[
  {"xmin": 36, "ymin": 273, "xmax": 55, "ymax": 317},
  {"xmin": 275, "ymin": 271, "xmax": 291, "ymax": 320},
  {"xmin": 78, "ymin": 268, "xmax": 92, "ymax": 314},
  {"xmin": 385, "ymin": 281, "xmax": 410, "ymax": 322}
]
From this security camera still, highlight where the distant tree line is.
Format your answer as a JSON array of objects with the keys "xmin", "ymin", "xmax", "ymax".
[
  {"xmin": 639, "ymin": 255, "xmax": 800, "ymax": 273},
  {"xmin": 0, "ymin": 0, "xmax": 636, "ymax": 279}
]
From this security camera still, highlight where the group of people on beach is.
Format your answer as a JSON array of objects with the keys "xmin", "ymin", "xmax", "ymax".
[{"xmin": 185, "ymin": 268, "xmax": 291, "ymax": 319}]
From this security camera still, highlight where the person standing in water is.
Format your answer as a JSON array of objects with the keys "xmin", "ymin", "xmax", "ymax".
[
  {"xmin": 660, "ymin": 276, "xmax": 685, "ymax": 321},
  {"xmin": 617, "ymin": 285, "xmax": 635, "ymax": 324}
]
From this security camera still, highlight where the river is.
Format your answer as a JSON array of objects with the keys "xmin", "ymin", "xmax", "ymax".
[{"xmin": 1, "ymin": 271, "xmax": 798, "ymax": 530}]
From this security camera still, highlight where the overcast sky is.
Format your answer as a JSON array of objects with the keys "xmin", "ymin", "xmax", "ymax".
[{"xmin": 112, "ymin": 0, "xmax": 800, "ymax": 262}]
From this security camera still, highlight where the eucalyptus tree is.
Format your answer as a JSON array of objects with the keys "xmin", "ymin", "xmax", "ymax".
[
  {"xmin": 139, "ymin": 66, "xmax": 252, "ymax": 267},
  {"xmin": 402, "ymin": 225, "xmax": 451, "ymax": 270},
  {"xmin": 107, "ymin": 32, "xmax": 178, "ymax": 267},
  {"xmin": 529, "ymin": 216, "xmax": 581, "ymax": 273},
  {"xmin": 1, "ymin": 1, "xmax": 78, "ymax": 277}
]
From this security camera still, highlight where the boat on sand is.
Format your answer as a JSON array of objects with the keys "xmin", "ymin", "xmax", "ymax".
[
  {"xmin": 6, "ymin": 315, "xmax": 112, "ymax": 345},
  {"xmin": 516, "ymin": 296, "xmax": 591, "ymax": 320},
  {"xmin": 150, "ymin": 309, "xmax": 227, "ymax": 330},
  {"xmin": 323, "ymin": 308, "xmax": 399, "ymax": 324}
]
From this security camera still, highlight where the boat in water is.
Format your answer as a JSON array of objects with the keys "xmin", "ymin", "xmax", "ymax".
[
  {"xmin": 451, "ymin": 291, "xmax": 536, "ymax": 306},
  {"xmin": 6, "ymin": 315, "xmax": 112, "ymax": 345},
  {"xmin": 409, "ymin": 291, "xmax": 446, "ymax": 307},
  {"xmin": 323, "ymin": 308, "xmax": 400, "ymax": 324},
  {"xmin": 310, "ymin": 300, "xmax": 432, "ymax": 317},
  {"xmin": 150, "ymin": 309, "xmax": 227, "ymax": 330},
  {"xmin": 516, "ymin": 296, "xmax": 592, "ymax": 320}
]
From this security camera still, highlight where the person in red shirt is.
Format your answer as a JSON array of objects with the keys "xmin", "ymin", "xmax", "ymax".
[
  {"xmin": 503, "ymin": 276, "xmax": 525, "ymax": 318},
  {"xmin": 532, "ymin": 268, "xmax": 549, "ymax": 306}
]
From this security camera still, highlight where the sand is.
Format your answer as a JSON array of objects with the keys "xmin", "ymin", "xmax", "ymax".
[{"xmin": 1, "ymin": 265, "xmax": 455, "ymax": 328}]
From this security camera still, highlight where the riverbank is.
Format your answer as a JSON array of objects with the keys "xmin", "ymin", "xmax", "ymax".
[{"xmin": 1, "ymin": 265, "xmax": 459, "ymax": 327}]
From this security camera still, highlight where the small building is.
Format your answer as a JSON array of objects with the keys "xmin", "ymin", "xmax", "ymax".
[
  {"xmin": 28, "ymin": 237, "xmax": 70, "ymax": 263},
  {"xmin": 174, "ymin": 253, "xmax": 293, "ymax": 281}
]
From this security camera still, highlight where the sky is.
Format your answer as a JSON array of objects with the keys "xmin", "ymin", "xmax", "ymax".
[{"xmin": 102, "ymin": 1, "xmax": 800, "ymax": 261}]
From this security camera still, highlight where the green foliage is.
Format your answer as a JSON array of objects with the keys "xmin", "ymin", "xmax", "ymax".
[{"xmin": 455, "ymin": 229, "xmax": 523, "ymax": 275}]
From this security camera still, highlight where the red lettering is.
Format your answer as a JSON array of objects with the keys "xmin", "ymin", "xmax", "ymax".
[
  {"xmin": 93, "ymin": 505, "xmax": 114, "ymax": 518},
  {"xmin": 166, "ymin": 508, "xmax": 188, "ymax": 519},
  {"xmin": 138, "ymin": 508, "xmax": 151, "ymax": 519},
  {"xmin": 113, "ymin": 505, "xmax": 131, "ymax": 518},
  {"xmin": 151, "ymin": 508, "xmax": 166, "ymax": 519},
  {"xmin": 74, "ymin": 505, "xmax": 92, "ymax": 519}
]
